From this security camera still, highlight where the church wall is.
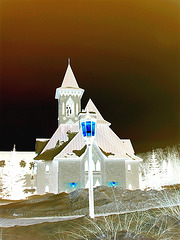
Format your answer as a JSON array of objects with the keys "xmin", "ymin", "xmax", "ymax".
[
  {"xmin": 125, "ymin": 160, "xmax": 140, "ymax": 190},
  {"xmin": 58, "ymin": 159, "xmax": 82, "ymax": 193},
  {"xmin": 104, "ymin": 159, "xmax": 126, "ymax": 188},
  {"xmin": 81, "ymin": 146, "xmax": 104, "ymax": 188},
  {"xmin": 36, "ymin": 161, "xmax": 58, "ymax": 195}
]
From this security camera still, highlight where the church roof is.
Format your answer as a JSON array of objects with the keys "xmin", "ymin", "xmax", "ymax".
[
  {"xmin": 53, "ymin": 124, "xmax": 141, "ymax": 161},
  {"xmin": 41, "ymin": 124, "xmax": 79, "ymax": 153},
  {"xmin": 35, "ymin": 122, "xmax": 141, "ymax": 161},
  {"xmin": 61, "ymin": 63, "xmax": 79, "ymax": 89},
  {"xmin": 85, "ymin": 99, "xmax": 111, "ymax": 125}
]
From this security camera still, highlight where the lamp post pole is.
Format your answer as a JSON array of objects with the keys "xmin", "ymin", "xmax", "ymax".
[
  {"xmin": 79, "ymin": 111, "xmax": 96, "ymax": 219},
  {"xmin": 87, "ymin": 142, "xmax": 94, "ymax": 218}
]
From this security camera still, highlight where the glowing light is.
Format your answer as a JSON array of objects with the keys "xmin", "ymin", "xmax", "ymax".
[
  {"xmin": 110, "ymin": 181, "xmax": 116, "ymax": 187},
  {"xmin": 70, "ymin": 182, "xmax": 77, "ymax": 188}
]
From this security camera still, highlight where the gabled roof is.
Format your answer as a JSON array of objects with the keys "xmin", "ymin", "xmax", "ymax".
[
  {"xmin": 54, "ymin": 124, "xmax": 141, "ymax": 161},
  {"xmin": 61, "ymin": 63, "xmax": 79, "ymax": 89},
  {"xmin": 85, "ymin": 99, "xmax": 111, "ymax": 125}
]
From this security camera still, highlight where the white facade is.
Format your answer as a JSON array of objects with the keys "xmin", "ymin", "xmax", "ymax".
[
  {"xmin": 35, "ymin": 62, "xmax": 142, "ymax": 195},
  {"xmin": 0, "ymin": 61, "xmax": 142, "ymax": 198}
]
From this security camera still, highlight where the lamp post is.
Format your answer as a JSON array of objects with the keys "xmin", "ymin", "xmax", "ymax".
[{"xmin": 79, "ymin": 111, "xmax": 96, "ymax": 219}]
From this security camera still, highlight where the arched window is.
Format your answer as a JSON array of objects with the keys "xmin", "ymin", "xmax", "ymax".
[
  {"xmin": 45, "ymin": 165, "xmax": 49, "ymax": 173},
  {"xmin": 96, "ymin": 160, "xmax": 101, "ymax": 171},
  {"xmin": 85, "ymin": 160, "xmax": 95, "ymax": 171},
  {"xmin": 45, "ymin": 185, "xmax": 49, "ymax": 193},
  {"xmin": 85, "ymin": 160, "xmax": 88, "ymax": 171},
  {"xmin": 85, "ymin": 179, "xmax": 89, "ymax": 188},
  {"xmin": 66, "ymin": 97, "xmax": 74, "ymax": 117},
  {"xmin": 94, "ymin": 180, "xmax": 100, "ymax": 187},
  {"xmin": 92, "ymin": 160, "xmax": 95, "ymax": 171},
  {"xmin": 127, "ymin": 164, "xmax": 131, "ymax": 172}
]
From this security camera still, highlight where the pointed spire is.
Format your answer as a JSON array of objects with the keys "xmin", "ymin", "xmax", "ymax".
[
  {"xmin": 61, "ymin": 60, "xmax": 79, "ymax": 89},
  {"xmin": 85, "ymin": 99, "xmax": 110, "ymax": 125}
]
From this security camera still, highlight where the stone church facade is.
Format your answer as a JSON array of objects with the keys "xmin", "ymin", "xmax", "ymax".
[{"xmin": 35, "ymin": 62, "xmax": 142, "ymax": 194}]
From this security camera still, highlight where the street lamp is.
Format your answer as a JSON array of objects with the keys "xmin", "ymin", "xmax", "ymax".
[{"xmin": 79, "ymin": 111, "xmax": 96, "ymax": 218}]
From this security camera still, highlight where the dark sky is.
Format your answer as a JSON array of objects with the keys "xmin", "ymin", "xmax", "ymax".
[{"xmin": 0, "ymin": 0, "xmax": 180, "ymax": 153}]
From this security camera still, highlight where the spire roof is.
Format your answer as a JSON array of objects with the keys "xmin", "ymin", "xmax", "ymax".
[
  {"xmin": 85, "ymin": 99, "xmax": 111, "ymax": 125},
  {"xmin": 61, "ymin": 62, "xmax": 79, "ymax": 89}
]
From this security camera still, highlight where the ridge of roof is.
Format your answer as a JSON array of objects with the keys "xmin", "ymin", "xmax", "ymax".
[
  {"xmin": 85, "ymin": 99, "xmax": 111, "ymax": 125},
  {"xmin": 61, "ymin": 63, "xmax": 79, "ymax": 89}
]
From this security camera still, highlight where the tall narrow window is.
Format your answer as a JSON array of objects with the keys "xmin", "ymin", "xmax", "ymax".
[
  {"xmin": 85, "ymin": 160, "xmax": 95, "ymax": 171},
  {"xmin": 45, "ymin": 165, "xmax": 49, "ymax": 173},
  {"xmin": 127, "ymin": 164, "xmax": 131, "ymax": 172},
  {"xmin": 66, "ymin": 97, "xmax": 74, "ymax": 116},
  {"xmin": 76, "ymin": 103, "xmax": 78, "ymax": 115},
  {"xmin": 62, "ymin": 102, "xmax": 65, "ymax": 115},
  {"xmin": 85, "ymin": 179, "xmax": 89, "ymax": 188},
  {"xmin": 128, "ymin": 184, "xmax": 132, "ymax": 190},
  {"xmin": 85, "ymin": 160, "xmax": 88, "ymax": 171},
  {"xmin": 92, "ymin": 160, "xmax": 95, "ymax": 171},
  {"xmin": 96, "ymin": 160, "xmax": 101, "ymax": 171},
  {"xmin": 94, "ymin": 180, "xmax": 100, "ymax": 187},
  {"xmin": 66, "ymin": 106, "xmax": 71, "ymax": 116},
  {"xmin": 45, "ymin": 185, "xmax": 49, "ymax": 193}
]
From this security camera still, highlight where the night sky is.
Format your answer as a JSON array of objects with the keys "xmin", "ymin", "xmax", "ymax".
[{"xmin": 1, "ymin": 0, "xmax": 180, "ymax": 153}]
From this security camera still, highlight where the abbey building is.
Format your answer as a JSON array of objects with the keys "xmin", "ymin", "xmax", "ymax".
[{"xmin": 34, "ymin": 62, "xmax": 142, "ymax": 194}]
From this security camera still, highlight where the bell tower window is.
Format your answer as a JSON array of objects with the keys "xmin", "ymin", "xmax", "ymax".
[
  {"xmin": 66, "ymin": 97, "xmax": 74, "ymax": 117},
  {"xmin": 66, "ymin": 105, "xmax": 71, "ymax": 116}
]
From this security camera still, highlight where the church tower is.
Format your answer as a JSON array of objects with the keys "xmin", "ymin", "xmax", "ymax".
[{"xmin": 55, "ymin": 60, "xmax": 84, "ymax": 126}]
